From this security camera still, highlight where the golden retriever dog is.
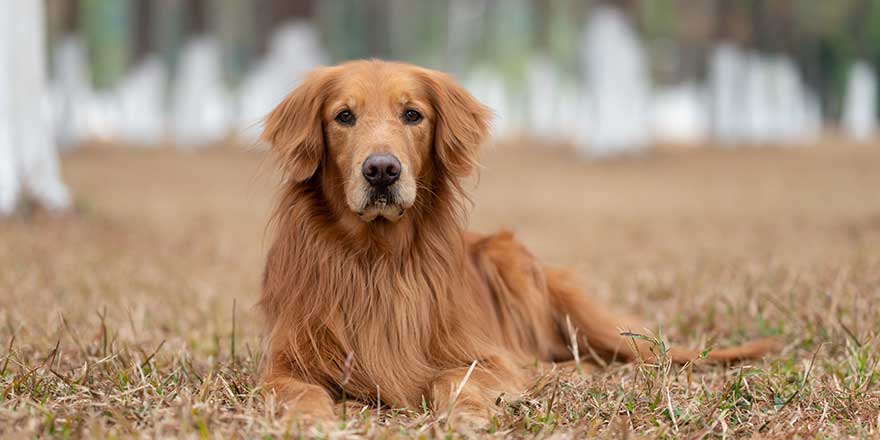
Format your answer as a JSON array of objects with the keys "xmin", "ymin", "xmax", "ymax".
[{"xmin": 259, "ymin": 60, "xmax": 775, "ymax": 423}]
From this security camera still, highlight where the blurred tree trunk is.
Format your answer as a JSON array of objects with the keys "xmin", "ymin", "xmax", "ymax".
[
  {"xmin": 254, "ymin": 0, "xmax": 316, "ymax": 56},
  {"xmin": 0, "ymin": 0, "xmax": 71, "ymax": 215},
  {"xmin": 153, "ymin": 0, "xmax": 187, "ymax": 81},
  {"xmin": 132, "ymin": 0, "xmax": 155, "ymax": 62},
  {"xmin": 387, "ymin": 0, "xmax": 448, "ymax": 68},
  {"xmin": 211, "ymin": 0, "xmax": 258, "ymax": 86},
  {"xmin": 45, "ymin": 0, "xmax": 80, "ymax": 64},
  {"xmin": 363, "ymin": 0, "xmax": 391, "ymax": 57},
  {"xmin": 318, "ymin": 0, "xmax": 368, "ymax": 61},
  {"xmin": 80, "ymin": 0, "xmax": 132, "ymax": 89}
]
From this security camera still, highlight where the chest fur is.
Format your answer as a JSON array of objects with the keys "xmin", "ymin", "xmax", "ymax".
[{"xmin": 318, "ymin": 261, "xmax": 453, "ymax": 406}]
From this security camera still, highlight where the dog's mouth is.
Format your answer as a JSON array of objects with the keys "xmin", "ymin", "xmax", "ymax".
[{"xmin": 356, "ymin": 188, "xmax": 407, "ymax": 222}]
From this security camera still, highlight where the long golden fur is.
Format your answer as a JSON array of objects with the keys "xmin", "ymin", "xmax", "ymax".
[{"xmin": 259, "ymin": 60, "xmax": 776, "ymax": 422}]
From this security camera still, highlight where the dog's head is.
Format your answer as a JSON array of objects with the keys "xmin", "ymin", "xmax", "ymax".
[{"xmin": 262, "ymin": 60, "xmax": 490, "ymax": 224}]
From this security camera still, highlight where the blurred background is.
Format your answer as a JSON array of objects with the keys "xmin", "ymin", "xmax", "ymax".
[
  {"xmin": 42, "ymin": 0, "xmax": 880, "ymax": 147},
  {"xmin": 2, "ymin": 0, "xmax": 880, "ymax": 211}
]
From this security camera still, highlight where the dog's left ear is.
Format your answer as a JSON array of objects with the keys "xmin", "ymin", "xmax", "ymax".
[
  {"xmin": 261, "ymin": 67, "xmax": 334, "ymax": 182},
  {"xmin": 418, "ymin": 70, "xmax": 492, "ymax": 178}
]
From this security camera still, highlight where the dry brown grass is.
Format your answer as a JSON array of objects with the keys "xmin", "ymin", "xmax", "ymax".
[{"xmin": 1, "ymin": 144, "xmax": 879, "ymax": 438}]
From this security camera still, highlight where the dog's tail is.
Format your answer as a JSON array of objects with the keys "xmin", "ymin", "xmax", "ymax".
[{"xmin": 545, "ymin": 267, "xmax": 778, "ymax": 364}]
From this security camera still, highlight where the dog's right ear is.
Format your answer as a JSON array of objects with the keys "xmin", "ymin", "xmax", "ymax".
[{"xmin": 261, "ymin": 68, "xmax": 333, "ymax": 182}]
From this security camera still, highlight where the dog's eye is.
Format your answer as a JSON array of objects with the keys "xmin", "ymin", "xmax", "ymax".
[
  {"xmin": 335, "ymin": 110, "xmax": 355, "ymax": 126},
  {"xmin": 403, "ymin": 109, "xmax": 422, "ymax": 124}
]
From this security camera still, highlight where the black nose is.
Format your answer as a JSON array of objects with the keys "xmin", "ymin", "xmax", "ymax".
[{"xmin": 362, "ymin": 153, "xmax": 401, "ymax": 187}]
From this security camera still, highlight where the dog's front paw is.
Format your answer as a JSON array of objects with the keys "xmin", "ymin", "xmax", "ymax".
[
  {"xmin": 277, "ymin": 401, "xmax": 338, "ymax": 435},
  {"xmin": 286, "ymin": 403, "xmax": 336, "ymax": 422},
  {"xmin": 264, "ymin": 377, "xmax": 338, "ymax": 428},
  {"xmin": 440, "ymin": 409, "xmax": 498, "ymax": 437}
]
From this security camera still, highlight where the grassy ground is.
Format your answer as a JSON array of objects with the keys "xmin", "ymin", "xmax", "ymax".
[{"xmin": 1, "ymin": 144, "xmax": 879, "ymax": 438}]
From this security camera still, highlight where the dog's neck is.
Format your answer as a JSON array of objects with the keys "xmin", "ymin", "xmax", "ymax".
[{"xmin": 266, "ymin": 167, "xmax": 471, "ymax": 300}]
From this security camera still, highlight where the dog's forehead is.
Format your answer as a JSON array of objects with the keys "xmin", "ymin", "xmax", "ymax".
[{"xmin": 332, "ymin": 63, "xmax": 429, "ymax": 108}]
